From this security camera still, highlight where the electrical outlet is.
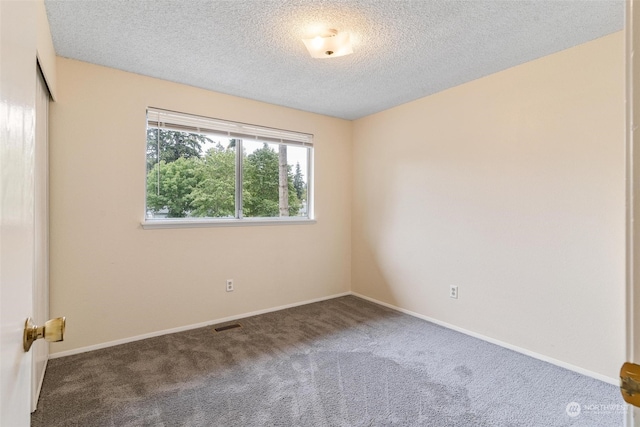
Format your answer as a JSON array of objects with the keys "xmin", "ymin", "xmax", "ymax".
[
  {"xmin": 226, "ymin": 279, "xmax": 234, "ymax": 292},
  {"xmin": 450, "ymin": 285, "xmax": 458, "ymax": 299}
]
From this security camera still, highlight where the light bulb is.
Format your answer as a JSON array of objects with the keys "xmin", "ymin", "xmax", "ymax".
[{"xmin": 311, "ymin": 36, "xmax": 324, "ymax": 50}]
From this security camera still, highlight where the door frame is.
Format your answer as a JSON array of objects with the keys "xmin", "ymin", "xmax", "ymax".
[
  {"xmin": 32, "ymin": 65, "xmax": 50, "ymax": 413},
  {"xmin": 626, "ymin": 0, "xmax": 640, "ymax": 425}
]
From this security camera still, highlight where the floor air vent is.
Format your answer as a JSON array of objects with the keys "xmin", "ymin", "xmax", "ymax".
[{"xmin": 214, "ymin": 323, "xmax": 242, "ymax": 332}]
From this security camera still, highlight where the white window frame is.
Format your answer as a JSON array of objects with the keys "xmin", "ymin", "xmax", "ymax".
[{"xmin": 142, "ymin": 108, "xmax": 315, "ymax": 229}]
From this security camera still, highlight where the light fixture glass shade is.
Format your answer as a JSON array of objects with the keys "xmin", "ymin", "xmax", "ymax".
[{"xmin": 302, "ymin": 29, "xmax": 353, "ymax": 59}]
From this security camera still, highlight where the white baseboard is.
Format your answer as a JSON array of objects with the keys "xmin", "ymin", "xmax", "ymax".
[
  {"xmin": 350, "ymin": 291, "xmax": 618, "ymax": 386},
  {"xmin": 49, "ymin": 289, "xmax": 619, "ymax": 387},
  {"xmin": 49, "ymin": 292, "xmax": 351, "ymax": 359}
]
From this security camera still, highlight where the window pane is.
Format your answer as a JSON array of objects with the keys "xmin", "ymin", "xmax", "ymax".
[
  {"xmin": 145, "ymin": 108, "xmax": 312, "ymax": 223},
  {"xmin": 145, "ymin": 127, "xmax": 236, "ymax": 219},
  {"xmin": 242, "ymin": 140, "xmax": 308, "ymax": 218},
  {"xmin": 191, "ymin": 139, "xmax": 236, "ymax": 218},
  {"xmin": 288, "ymin": 145, "xmax": 309, "ymax": 217}
]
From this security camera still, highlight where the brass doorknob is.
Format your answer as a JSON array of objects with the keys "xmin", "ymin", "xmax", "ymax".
[
  {"xmin": 620, "ymin": 362, "xmax": 640, "ymax": 407},
  {"xmin": 23, "ymin": 317, "xmax": 65, "ymax": 352}
]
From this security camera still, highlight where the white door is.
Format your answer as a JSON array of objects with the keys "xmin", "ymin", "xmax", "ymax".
[
  {"xmin": 32, "ymin": 68, "xmax": 50, "ymax": 413},
  {"xmin": 0, "ymin": 1, "xmax": 37, "ymax": 426}
]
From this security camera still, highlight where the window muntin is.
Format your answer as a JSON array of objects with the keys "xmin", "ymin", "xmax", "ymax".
[{"xmin": 145, "ymin": 108, "xmax": 312, "ymax": 223}]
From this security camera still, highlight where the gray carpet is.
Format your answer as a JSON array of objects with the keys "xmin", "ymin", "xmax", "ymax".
[{"xmin": 31, "ymin": 296, "xmax": 624, "ymax": 426}]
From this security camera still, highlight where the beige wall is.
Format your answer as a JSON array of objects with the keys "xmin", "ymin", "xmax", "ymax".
[
  {"xmin": 51, "ymin": 32, "xmax": 625, "ymax": 380},
  {"xmin": 49, "ymin": 58, "xmax": 352, "ymax": 353},
  {"xmin": 351, "ymin": 32, "xmax": 625, "ymax": 379}
]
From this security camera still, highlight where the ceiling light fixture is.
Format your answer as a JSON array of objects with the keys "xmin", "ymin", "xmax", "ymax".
[{"xmin": 302, "ymin": 29, "xmax": 353, "ymax": 59}]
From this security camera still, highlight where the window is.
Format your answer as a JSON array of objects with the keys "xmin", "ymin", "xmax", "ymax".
[{"xmin": 144, "ymin": 108, "xmax": 313, "ymax": 227}]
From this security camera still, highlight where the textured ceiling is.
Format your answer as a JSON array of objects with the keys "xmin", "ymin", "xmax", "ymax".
[{"xmin": 45, "ymin": 0, "xmax": 624, "ymax": 120}]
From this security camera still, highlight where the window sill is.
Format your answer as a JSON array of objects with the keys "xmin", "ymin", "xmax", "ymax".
[{"xmin": 141, "ymin": 217, "xmax": 316, "ymax": 230}]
